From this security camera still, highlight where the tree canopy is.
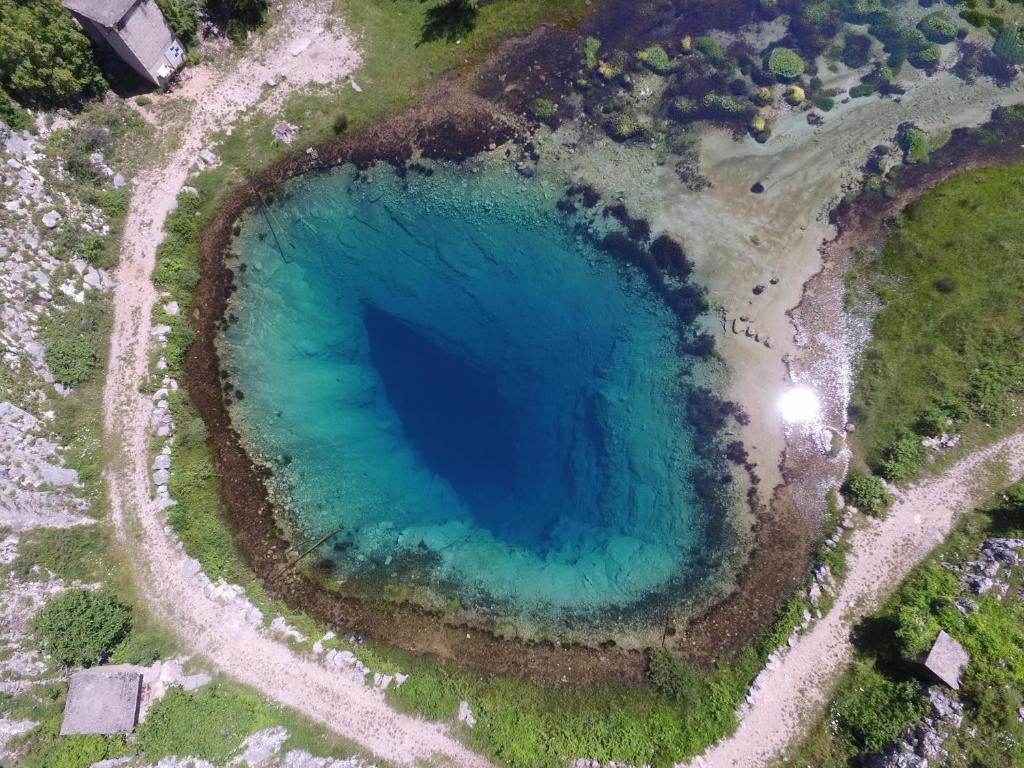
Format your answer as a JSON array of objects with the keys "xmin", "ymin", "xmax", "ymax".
[{"xmin": 0, "ymin": 0, "xmax": 106, "ymax": 106}]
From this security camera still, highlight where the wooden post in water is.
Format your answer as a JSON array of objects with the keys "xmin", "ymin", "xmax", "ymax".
[{"xmin": 272, "ymin": 524, "xmax": 344, "ymax": 580}]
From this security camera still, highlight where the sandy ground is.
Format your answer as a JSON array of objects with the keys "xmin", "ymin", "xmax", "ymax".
[
  {"xmin": 101, "ymin": 3, "xmax": 491, "ymax": 766},
  {"xmin": 665, "ymin": 70, "xmax": 1023, "ymax": 492},
  {"xmin": 683, "ymin": 430, "xmax": 1024, "ymax": 768},
  {"xmin": 559, "ymin": 67, "xmax": 1024, "ymax": 494}
]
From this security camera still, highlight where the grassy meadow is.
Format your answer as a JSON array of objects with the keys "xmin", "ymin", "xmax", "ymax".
[{"xmin": 849, "ymin": 164, "xmax": 1024, "ymax": 482}]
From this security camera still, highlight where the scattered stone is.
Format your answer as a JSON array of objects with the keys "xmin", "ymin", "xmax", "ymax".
[
  {"xmin": 199, "ymin": 149, "xmax": 218, "ymax": 166},
  {"xmin": 272, "ymin": 120, "xmax": 298, "ymax": 145},
  {"xmin": 41, "ymin": 210, "xmax": 60, "ymax": 229},
  {"xmin": 457, "ymin": 700, "xmax": 476, "ymax": 728}
]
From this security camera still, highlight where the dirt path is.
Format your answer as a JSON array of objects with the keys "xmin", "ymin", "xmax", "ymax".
[
  {"xmin": 685, "ymin": 431, "xmax": 1024, "ymax": 768},
  {"xmin": 102, "ymin": 4, "xmax": 492, "ymax": 766}
]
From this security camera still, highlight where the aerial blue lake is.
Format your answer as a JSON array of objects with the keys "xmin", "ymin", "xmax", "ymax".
[{"xmin": 219, "ymin": 163, "xmax": 726, "ymax": 622}]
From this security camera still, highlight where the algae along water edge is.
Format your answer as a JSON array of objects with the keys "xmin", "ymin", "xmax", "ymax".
[{"xmin": 218, "ymin": 163, "xmax": 736, "ymax": 631}]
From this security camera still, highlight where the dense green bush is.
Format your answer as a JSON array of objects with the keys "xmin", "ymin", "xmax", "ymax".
[
  {"xmin": 531, "ymin": 97, "xmax": 557, "ymax": 123},
  {"xmin": 908, "ymin": 42, "xmax": 942, "ymax": 69},
  {"xmin": 22, "ymin": 731, "xmax": 128, "ymax": 768},
  {"xmin": 670, "ymin": 96, "xmax": 699, "ymax": 121},
  {"xmin": 766, "ymin": 46, "xmax": 805, "ymax": 79},
  {"xmin": 701, "ymin": 92, "xmax": 747, "ymax": 115},
  {"xmin": 841, "ymin": 33, "xmax": 873, "ymax": 69},
  {"xmin": 637, "ymin": 45, "xmax": 675, "ymax": 75},
  {"xmin": 879, "ymin": 430, "xmax": 927, "ymax": 481},
  {"xmin": 830, "ymin": 660, "xmax": 928, "ymax": 752},
  {"xmin": 0, "ymin": 0, "xmax": 106, "ymax": 105},
  {"xmin": 897, "ymin": 124, "xmax": 929, "ymax": 162},
  {"xmin": 842, "ymin": 471, "xmax": 891, "ymax": 517},
  {"xmin": 0, "ymin": 83, "xmax": 30, "ymax": 129},
  {"xmin": 994, "ymin": 25, "xmax": 1024, "ymax": 65},
  {"xmin": 889, "ymin": 565, "xmax": 959, "ymax": 657},
  {"xmin": 918, "ymin": 12, "xmax": 957, "ymax": 44},
  {"xmin": 33, "ymin": 589, "xmax": 132, "ymax": 668},
  {"xmin": 206, "ymin": 0, "xmax": 268, "ymax": 41},
  {"xmin": 849, "ymin": 82, "xmax": 878, "ymax": 98},
  {"xmin": 43, "ymin": 302, "xmax": 108, "ymax": 387},
  {"xmin": 647, "ymin": 649, "xmax": 698, "ymax": 704},
  {"xmin": 693, "ymin": 36, "xmax": 730, "ymax": 69},
  {"xmin": 137, "ymin": 687, "xmax": 274, "ymax": 762},
  {"xmin": 605, "ymin": 112, "xmax": 641, "ymax": 141},
  {"xmin": 156, "ymin": 0, "xmax": 200, "ymax": 47}
]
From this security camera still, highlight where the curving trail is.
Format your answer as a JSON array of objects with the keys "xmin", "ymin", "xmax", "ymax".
[
  {"xmin": 101, "ymin": 3, "xmax": 492, "ymax": 766},
  {"xmin": 686, "ymin": 432, "xmax": 1024, "ymax": 768}
]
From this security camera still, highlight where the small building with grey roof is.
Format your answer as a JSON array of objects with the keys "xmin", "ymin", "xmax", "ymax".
[
  {"xmin": 921, "ymin": 630, "xmax": 970, "ymax": 690},
  {"xmin": 62, "ymin": 0, "xmax": 185, "ymax": 88},
  {"xmin": 60, "ymin": 667, "xmax": 143, "ymax": 735}
]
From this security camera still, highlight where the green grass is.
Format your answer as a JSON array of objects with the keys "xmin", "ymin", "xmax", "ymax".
[
  {"xmin": 136, "ymin": 679, "xmax": 367, "ymax": 763},
  {"xmin": 849, "ymin": 164, "xmax": 1024, "ymax": 480},
  {"xmin": 778, "ymin": 480, "xmax": 1024, "ymax": 768},
  {"xmin": 202, "ymin": 0, "xmax": 588, "ymax": 185}
]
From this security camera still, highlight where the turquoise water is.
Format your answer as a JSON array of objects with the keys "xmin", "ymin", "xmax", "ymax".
[{"xmin": 220, "ymin": 163, "xmax": 721, "ymax": 620}]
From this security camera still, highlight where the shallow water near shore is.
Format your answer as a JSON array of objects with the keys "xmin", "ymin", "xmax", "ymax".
[{"xmin": 219, "ymin": 162, "xmax": 732, "ymax": 624}]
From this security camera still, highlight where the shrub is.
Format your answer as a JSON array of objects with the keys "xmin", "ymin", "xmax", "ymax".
[
  {"xmin": 908, "ymin": 43, "xmax": 942, "ymax": 69},
  {"xmin": 605, "ymin": 112, "xmax": 641, "ymax": 141},
  {"xmin": 766, "ymin": 47, "xmax": 805, "ymax": 79},
  {"xmin": 849, "ymin": 82, "xmax": 878, "ymax": 98},
  {"xmin": 843, "ymin": 471, "xmax": 891, "ymax": 517},
  {"xmin": 637, "ymin": 44, "xmax": 675, "ymax": 75},
  {"xmin": 879, "ymin": 430, "xmax": 928, "ymax": 481},
  {"xmin": 156, "ymin": 0, "xmax": 200, "ymax": 47},
  {"xmin": 898, "ymin": 125, "xmax": 930, "ymax": 163},
  {"xmin": 647, "ymin": 649, "xmax": 698, "ymax": 704},
  {"xmin": 44, "ymin": 302, "xmax": 108, "ymax": 387},
  {"xmin": 701, "ymin": 92, "xmax": 747, "ymax": 115},
  {"xmin": 669, "ymin": 96, "xmax": 699, "ymax": 121},
  {"xmin": 842, "ymin": 33, "xmax": 873, "ymax": 68},
  {"xmin": 46, "ymin": 335, "xmax": 100, "ymax": 387},
  {"xmin": 813, "ymin": 94, "xmax": 835, "ymax": 111},
  {"xmin": 864, "ymin": 175, "xmax": 883, "ymax": 193},
  {"xmin": 693, "ymin": 36, "xmax": 729, "ymax": 69},
  {"xmin": 137, "ymin": 686, "xmax": 273, "ymax": 762},
  {"xmin": 33, "ymin": 589, "xmax": 132, "ymax": 668},
  {"xmin": 918, "ymin": 12, "xmax": 958, "ymax": 44},
  {"xmin": 785, "ymin": 85, "xmax": 805, "ymax": 105},
  {"xmin": 831, "ymin": 660, "xmax": 928, "ymax": 752},
  {"xmin": 994, "ymin": 26, "xmax": 1024, "ymax": 65},
  {"xmin": 0, "ymin": 0, "xmax": 106, "ymax": 105},
  {"xmin": 581, "ymin": 36, "xmax": 601, "ymax": 70},
  {"xmin": 0, "ymin": 83, "xmax": 30, "ymax": 129},
  {"xmin": 332, "ymin": 112, "xmax": 349, "ymax": 135},
  {"xmin": 206, "ymin": 0, "xmax": 268, "ymax": 42},
  {"xmin": 531, "ymin": 97, "xmax": 557, "ymax": 123},
  {"xmin": 890, "ymin": 564, "xmax": 960, "ymax": 658}
]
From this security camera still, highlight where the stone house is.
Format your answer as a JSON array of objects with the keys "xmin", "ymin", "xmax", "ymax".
[{"xmin": 62, "ymin": 0, "xmax": 185, "ymax": 88}]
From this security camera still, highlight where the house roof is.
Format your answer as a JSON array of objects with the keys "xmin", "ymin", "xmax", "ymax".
[
  {"xmin": 923, "ymin": 630, "xmax": 970, "ymax": 690},
  {"xmin": 60, "ymin": 668, "xmax": 142, "ymax": 735},
  {"xmin": 62, "ymin": 0, "xmax": 138, "ymax": 28}
]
